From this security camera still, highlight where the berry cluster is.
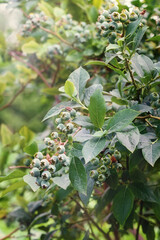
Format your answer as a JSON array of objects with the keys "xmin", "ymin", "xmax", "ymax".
[
  {"xmin": 21, "ymin": 12, "xmax": 47, "ymax": 36},
  {"xmin": 90, "ymin": 146, "xmax": 122, "ymax": 185},
  {"xmin": 96, "ymin": 6, "xmax": 143, "ymax": 43},
  {"xmin": 47, "ymin": 44, "xmax": 63, "ymax": 59},
  {"xmin": 29, "ymin": 108, "xmax": 78, "ymax": 189}
]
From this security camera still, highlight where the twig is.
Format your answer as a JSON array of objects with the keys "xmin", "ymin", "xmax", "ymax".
[
  {"xmin": 0, "ymin": 79, "xmax": 32, "ymax": 111},
  {"xmin": 136, "ymin": 201, "xmax": 143, "ymax": 240},
  {"xmin": 136, "ymin": 114, "xmax": 160, "ymax": 121},
  {"xmin": 145, "ymin": 119, "xmax": 154, "ymax": 128},
  {"xmin": 9, "ymin": 166, "xmax": 30, "ymax": 169},
  {"xmin": 10, "ymin": 52, "xmax": 51, "ymax": 88},
  {"xmin": 125, "ymin": 59, "xmax": 137, "ymax": 88},
  {"xmin": 40, "ymin": 26, "xmax": 80, "ymax": 51},
  {"xmin": 0, "ymin": 227, "xmax": 19, "ymax": 240}
]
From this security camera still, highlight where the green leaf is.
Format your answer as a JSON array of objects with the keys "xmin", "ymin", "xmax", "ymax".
[
  {"xmin": 69, "ymin": 157, "xmax": 87, "ymax": 194},
  {"xmin": 38, "ymin": 0, "xmax": 54, "ymax": 17},
  {"xmin": 24, "ymin": 141, "xmax": 38, "ymax": 155},
  {"xmin": 105, "ymin": 44, "xmax": 119, "ymax": 52},
  {"xmin": 73, "ymin": 116, "xmax": 94, "ymax": 129},
  {"xmin": 0, "ymin": 170, "xmax": 25, "ymax": 183},
  {"xmin": 23, "ymin": 175, "xmax": 39, "ymax": 192},
  {"xmin": 88, "ymin": 89, "xmax": 106, "ymax": 128},
  {"xmin": 85, "ymin": 60, "xmax": 107, "ymax": 66},
  {"xmin": 106, "ymin": 109, "xmax": 139, "ymax": 133},
  {"xmin": 133, "ymin": 26, "xmax": 148, "ymax": 50},
  {"xmin": 0, "ymin": 180, "xmax": 27, "ymax": 197},
  {"xmin": 117, "ymin": 125, "xmax": 140, "ymax": 152},
  {"xmin": 147, "ymin": 35, "xmax": 160, "ymax": 42},
  {"xmin": 111, "ymin": 96, "xmax": 128, "ymax": 105},
  {"xmin": 0, "ymin": 124, "xmax": 12, "ymax": 146},
  {"xmin": 82, "ymin": 136, "xmax": 109, "ymax": 163},
  {"xmin": 142, "ymin": 139, "xmax": 160, "ymax": 166},
  {"xmin": 68, "ymin": 67, "xmax": 90, "ymax": 100},
  {"xmin": 84, "ymin": 84, "xmax": 103, "ymax": 106},
  {"xmin": 22, "ymin": 40, "xmax": 41, "ymax": 54},
  {"xmin": 43, "ymin": 101, "xmax": 81, "ymax": 121},
  {"xmin": 52, "ymin": 174, "xmax": 71, "ymax": 190},
  {"xmin": 19, "ymin": 126, "xmax": 35, "ymax": 145},
  {"xmin": 64, "ymin": 80, "xmax": 76, "ymax": 97},
  {"xmin": 126, "ymin": 17, "xmax": 142, "ymax": 37},
  {"xmin": 113, "ymin": 186, "xmax": 134, "ymax": 225},
  {"xmin": 93, "ymin": 0, "xmax": 102, "ymax": 8},
  {"xmin": 79, "ymin": 177, "xmax": 94, "ymax": 206}
]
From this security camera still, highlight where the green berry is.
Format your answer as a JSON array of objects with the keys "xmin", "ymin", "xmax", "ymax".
[
  {"xmin": 111, "ymin": 12, "xmax": 120, "ymax": 21},
  {"xmin": 102, "ymin": 30, "xmax": 110, "ymax": 37},
  {"xmin": 61, "ymin": 112, "xmax": 70, "ymax": 121},
  {"xmin": 109, "ymin": 22, "xmax": 117, "ymax": 31},
  {"xmin": 50, "ymin": 155, "xmax": 58, "ymax": 164},
  {"xmin": 32, "ymin": 158, "xmax": 41, "ymax": 168},
  {"xmin": 99, "ymin": 165, "xmax": 108, "ymax": 173},
  {"xmin": 58, "ymin": 154, "xmax": 67, "ymax": 162},
  {"xmin": 109, "ymin": 5, "xmax": 119, "ymax": 14},
  {"xmin": 91, "ymin": 157, "xmax": 99, "ymax": 166},
  {"xmin": 57, "ymin": 145, "xmax": 65, "ymax": 154},
  {"xmin": 101, "ymin": 22, "xmax": 109, "ymax": 30},
  {"xmin": 44, "ymin": 137, "xmax": 51, "ymax": 145},
  {"xmin": 102, "ymin": 10, "xmax": 109, "ymax": 18},
  {"xmin": 117, "ymin": 22, "xmax": 123, "ymax": 30},
  {"xmin": 98, "ymin": 174, "xmax": 106, "ymax": 182},
  {"xmin": 150, "ymin": 92, "xmax": 159, "ymax": 101},
  {"xmin": 109, "ymin": 146, "xmax": 115, "ymax": 154},
  {"xmin": 55, "ymin": 118, "xmax": 62, "ymax": 125},
  {"xmin": 154, "ymin": 99, "xmax": 160, "ymax": 108},
  {"xmin": 30, "ymin": 167, "xmax": 40, "ymax": 177},
  {"xmin": 113, "ymin": 150, "xmax": 121, "ymax": 160},
  {"xmin": 70, "ymin": 109, "xmax": 76, "ymax": 117},
  {"xmin": 129, "ymin": 12, "xmax": 138, "ymax": 21},
  {"xmin": 48, "ymin": 140, "xmax": 55, "ymax": 147},
  {"xmin": 41, "ymin": 180, "xmax": 50, "ymax": 189},
  {"xmin": 48, "ymin": 164, "xmax": 56, "ymax": 173},
  {"xmin": 40, "ymin": 159, "xmax": 49, "ymax": 169},
  {"xmin": 98, "ymin": 15, "xmax": 106, "ymax": 23},
  {"xmin": 42, "ymin": 170, "xmax": 51, "ymax": 180},
  {"xmin": 34, "ymin": 152, "xmax": 43, "ymax": 160},
  {"xmin": 51, "ymin": 132, "xmax": 58, "ymax": 139},
  {"xmin": 66, "ymin": 123, "xmax": 74, "ymax": 133},
  {"xmin": 103, "ymin": 156, "xmax": 111, "ymax": 166},
  {"xmin": 57, "ymin": 123, "xmax": 65, "ymax": 132},
  {"xmin": 116, "ymin": 163, "xmax": 122, "ymax": 169},
  {"xmin": 90, "ymin": 170, "xmax": 98, "ymax": 179},
  {"xmin": 120, "ymin": 13, "xmax": 128, "ymax": 22},
  {"xmin": 35, "ymin": 177, "xmax": 42, "ymax": 186}
]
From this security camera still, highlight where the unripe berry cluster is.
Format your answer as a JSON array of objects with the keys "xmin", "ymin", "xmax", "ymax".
[
  {"xmin": 21, "ymin": 12, "xmax": 47, "ymax": 36},
  {"xmin": 29, "ymin": 108, "xmax": 79, "ymax": 189},
  {"xmin": 96, "ymin": 6, "xmax": 143, "ymax": 43},
  {"xmin": 90, "ymin": 146, "xmax": 122, "ymax": 186},
  {"xmin": 47, "ymin": 44, "xmax": 63, "ymax": 59}
]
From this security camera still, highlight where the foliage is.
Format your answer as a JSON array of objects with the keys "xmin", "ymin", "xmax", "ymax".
[{"xmin": 0, "ymin": 0, "xmax": 160, "ymax": 240}]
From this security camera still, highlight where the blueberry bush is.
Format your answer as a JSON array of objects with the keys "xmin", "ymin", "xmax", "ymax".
[{"xmin": 0, "ymin": 0, "xmax": 160, "ymax": 239}]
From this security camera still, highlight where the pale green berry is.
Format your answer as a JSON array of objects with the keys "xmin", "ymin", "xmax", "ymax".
[
  {"xmin": 58, "ymin": 154, "xmax": 67, "ymax": 162},
  {"xmin": 50, "ymin": 156, "xmax": 58, "ymax": 164},
  {"xmin": 34, "ymin": 152, "xmax": 43, "ymax": 160},
  {"xmin": 41, "ymin": 170, "xmax": 51, "ymax": 180},
  {"xmin": 51, "ymin": 132, "xmax": 58, "ymax": 139},
  {"xmin": 90, "ymin": 170, "xmax": 98, "ymax": 179},
  {"xmin": 30, "ymin": 167, "xmax": 40, "ymax": 177},
  {"xmin": 57, "ymin": 145, "xmax": 65, "ymax": 154},
  {"xmin": 41, "ymin": 180, "xmax": 50, "ymax": 189},
  {"xmin": 48, "ymin": 164, "xmax": 56, "ymax": 173},
  {"xmin": 40, "ymin": 159, "xmax": 49, "ymax": 169},
  {"xmin": 44, "ymin": 137, "xmax": 51, "ymax": 145},
  {"xmin": 32, "ymin": 158, "xmax": 41, "ymax": 168}
]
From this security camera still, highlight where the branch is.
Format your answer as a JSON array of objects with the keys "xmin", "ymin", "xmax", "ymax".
[
  {"xmin": 136, "ymin": 201, "xmax": 143, "ymax": 240},
  {"xmin": 40, "ymin": 26, "xmax": 80, "ymax": 51},
  {"xmin": 136, "ymin": 114, "xmax": 160, "ymax": 121},
  {"xmin": 125, "ymin": 59, "xmax": 137, "ymax": 88},
  {"xmin": 0, "ymin": 227, "xmax": 19, "ymax": 240},
  {"xmin": 51, "ymin": 61, "xmax": 60, "ymax": 87},
  {"xmin": 10, "ymin": 52, "xmax": 51, "ymax": 88},
  {"xmin": 0, "ymin": 79, "xmax": 32, "ymax": 111}
]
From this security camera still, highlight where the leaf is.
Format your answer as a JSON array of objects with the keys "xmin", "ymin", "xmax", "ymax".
[
  {"xmin": 23, "ymin": 175, "xmax": 39, "ymax": 192},
  {"xmin": 111, "ymin": 96, "xmax": 128, "ymax": 105},
  {"xmin": 126, "ymin": 17, "xmax": 142, "ymax": 37},
  {"xmin": 129, "ymin": 182, "xmax": 157, "ymax": 203},
  {"xmin": 106, "ymin": 109, "xmax": 139, "ymax": 133},
  {"xmin": 84, "ymin": 84, "xmax": 103, "ymax": 106},
  {"xmin": 105, "ymin": 44, "xmax": 119, "ymax": 52},
  {"xmin": 133, "ymin": 26, "xmax": 148, "ymax": 50},
  {"xmin": 116, "ymin": 125, "xmax": 140, "ymax": 152},
  {"xmin": 69, "ymin": 157, "xmax": 87, "ymax": 194},
  {"xmin": 22, "ymin": 40, "xmax": 41, "ymax": 54},
  {"xmin": 73, "ymin": 116, "xmax": 94, "ymax": 128},
  {"xmin": 19, "ymin": 126, "xmax": 35, "ymax": 144},
  {"xmin": 68, "ymin": 67, "xmax": 90, "ymax": 100},
  {"xmin": 64, "ymin": 80, "xmax": 76, "ymax": 97},
  {"xmin": 79, "ymin": 177, "xmax": 94, "ymax": 206},
  {"xmin": 93, "ymin": 0, "xmax": 102, "ymax": 8},
  {"xmin": 147, "ymin": 35, "xmax": 160, "ymax": 42},
  {"xmin": 73, "ymin": 128, "xmax": 92, "ymax": 142},
  {"xmin": 0, "ymin": 170, "xmax": 25, "ymax": 183},
  {"xmin": 130, "ymin": 104, "xmax": 153, "ymax": 113},
  {"xmin": 82, "ymin": 136, "xmax": 108, "ymax": 163},
  {"xmin": 52, "ymin": 174, "xmax": 71, "ymax": 190},
  {"xmin": 88, "ymin": 89, "xmax": 106, "ymax": 128},
  {"xmin": 85, "ymin": 60, "xmax": 107, "ymax": 66},
  {"xmin": 142, "ymin": 139, "xmax": 160, "ymax": 166},
  {"xmin": 113, "ymin": 186, "xmax": 134, "ymax": 225},
  {"xmin": 0, "ymin": 124, "xmax": 12, "ymax": 146},
  {"xmin": 24, "ymin": 141, "xmax": 38, "ymax": 155},
  {"xmin": 38, "ymin": 0, "xmax": 54, "ymax": 17},
  {"xmin": 0, "ymin": 180, "xmax": 27, "ymax": 197},
  {"xmin": 43, "ymin": 101, "xmax": 81, "ymax": 121}
]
